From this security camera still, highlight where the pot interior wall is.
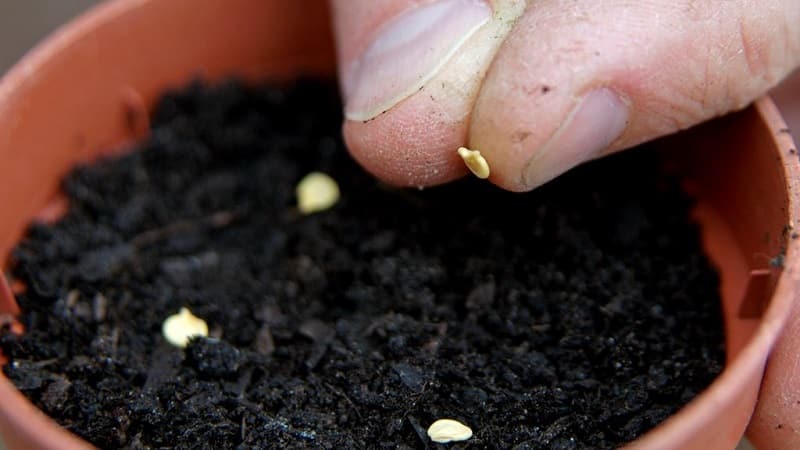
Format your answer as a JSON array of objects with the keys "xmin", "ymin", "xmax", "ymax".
[
  {"xmin": 0, "ymin": 0, "xmax": 794, "ymax": 448},
  {"xmin": 657, "ymin": 107, "xmax": 789, "ymax": 360}
]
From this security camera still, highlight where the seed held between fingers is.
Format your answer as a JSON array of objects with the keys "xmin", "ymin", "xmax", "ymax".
[
  {"xmin": 427, "ymin": 418, "xmax": 473, "ymax": 443},
  {"xmin": 296, "ymin": 172, "xmax": 341, "ymax": 214},
  {"xmin": 162, "ymin": 307, "xmax": 209, "ymax": 348},
  {"xmin": 457, "ymin": 147, "xmax": 490, "ymax": 179}
]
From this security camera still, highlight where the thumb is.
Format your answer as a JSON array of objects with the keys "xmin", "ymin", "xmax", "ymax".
[
  {"xmin": 470, "ymin": 0, "xmax": 800, "ymax": 190},
  {"xmin": 332, "ymin": 0, "xmax": 800, "ymax": 192},
  {"xmin": 330, "ymin": 0, "xmax": 527, "ymax": 188}
]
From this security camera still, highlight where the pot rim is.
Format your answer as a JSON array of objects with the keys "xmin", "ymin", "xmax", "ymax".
[{"xmin": 0, "ymin": 1, "xmax": 798, "ymax": 448}]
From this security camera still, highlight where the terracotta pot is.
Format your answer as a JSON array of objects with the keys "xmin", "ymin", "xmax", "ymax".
[{"xmin": 0, "ymin": 0, "xmax": 797, "ymax": 448}]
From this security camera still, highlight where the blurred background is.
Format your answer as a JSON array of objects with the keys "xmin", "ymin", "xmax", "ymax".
[{"xmin": 0, "ymin": 0, "xmax": 101, "ymax": 75}]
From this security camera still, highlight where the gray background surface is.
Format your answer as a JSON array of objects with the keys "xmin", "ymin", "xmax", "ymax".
[{"xmin": 0, "ymin": 0, "xmax": 101, "ymax": 75}]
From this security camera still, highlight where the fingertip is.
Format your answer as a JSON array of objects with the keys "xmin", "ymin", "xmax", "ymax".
[
  {"xmin": 333, "ymin": 0, "xmax": 527, "ymax": 188},
  {"xmin": 343, "ymin": 104, "xmax": 468, "ymax": 188}
]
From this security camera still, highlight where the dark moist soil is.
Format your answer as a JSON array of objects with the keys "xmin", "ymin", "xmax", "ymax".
[{"xmin": 1, "ymin": 80, "xmax": 724, "ymax": 450}]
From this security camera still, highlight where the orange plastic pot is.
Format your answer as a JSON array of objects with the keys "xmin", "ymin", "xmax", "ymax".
[{"xmin": 0, "ymin": 1, "xmax": 797, "ymax": 449}]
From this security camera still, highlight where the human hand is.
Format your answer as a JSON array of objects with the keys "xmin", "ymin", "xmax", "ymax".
[{"xmin": 330, "ymin": 0, "xmax": 800, "ymax": 191}]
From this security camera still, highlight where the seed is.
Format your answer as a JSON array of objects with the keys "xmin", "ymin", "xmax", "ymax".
[
  {"xmin": 296, "ymin": 172, "xmax": 340, "ymax": 214},
  {"xmin": 457, "ymin": 147, "xmax": 490, "ymax": 179},
  {"xmin": 162, "ymin": 307, "xmax": 209, "ymax": 348},
  {"xmin": 427, "ymin": 418, "xmax": 473, "ymax": 443}
]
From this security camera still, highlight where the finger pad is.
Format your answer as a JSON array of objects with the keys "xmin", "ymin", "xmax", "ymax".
[{"xmin": 343, "ymin": 97, "xmax": 468, "ymax": 187}]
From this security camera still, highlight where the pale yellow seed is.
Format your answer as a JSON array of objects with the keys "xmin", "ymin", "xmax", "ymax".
[
  {"xmin": 427, "ymin": 418, "xmax": 473, "ymax": 444},
  {"xmin": 162, "ymin": 307, "xmax": 209, "ymax": 348},
  {"xmin": 457, "ymin": 147, "xmax": 490, "ymax": 179},
  {"xmin": 296, "ymin": 172, "xmax": 341, "ymax": 214}
]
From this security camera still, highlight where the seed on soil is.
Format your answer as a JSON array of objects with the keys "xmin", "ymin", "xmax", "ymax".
[
  {"xmin": 0, "ymin": 81, "xmax": 726, "ymax": 449},
  {"xmin": 296, "ymin": 172, "xmax": 340, "ymax": 214},
  {"xmin": 457, "ymin": 147, "xmax": 490, "ymax": 179},
  {"xmin": 162, "ymin": 307, "xmax": 209, "ymax": 348},
  {"xmin": 427, "ymin": 418, "xmax": 473, "ymax": 443}
]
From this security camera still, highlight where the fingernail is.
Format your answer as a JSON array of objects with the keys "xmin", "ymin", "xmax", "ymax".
[
  {"xmin": 344, "ymin": 0, "xmax": 491, "ymax": 122},
  {"xmin": 524, "ymin": 88, "xmax": 629, "ymax": 188}
]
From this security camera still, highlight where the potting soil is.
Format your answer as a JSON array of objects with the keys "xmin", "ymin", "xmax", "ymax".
[{"xmin": 1, "ymin": 80, "xmax": 724, "ymax": 449}]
